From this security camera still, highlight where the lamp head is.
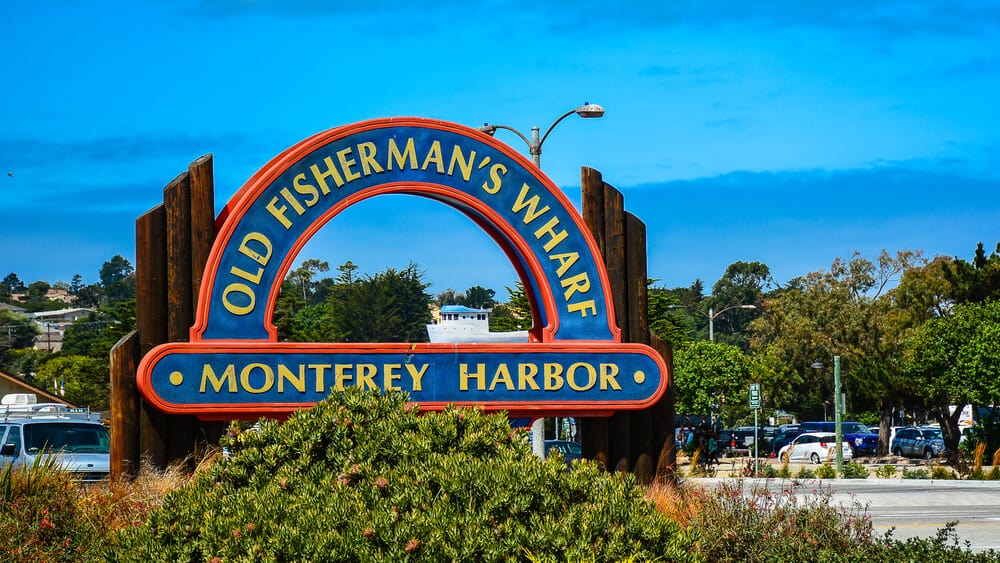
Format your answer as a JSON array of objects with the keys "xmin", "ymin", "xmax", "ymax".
[
  {"xmin": 478, "ymin": 123, "xmax": 497, "ymax": 136},
  {"xmin": 810, "ymin": 362, "xmax": 824, "ymax": 369},
  {"xmin": 740, "ymin": 305, "xmax": 757, "ymax": 310},
  {"xmin": 575, "ymin": 102, "xmax": 605, "ymax": 118}
]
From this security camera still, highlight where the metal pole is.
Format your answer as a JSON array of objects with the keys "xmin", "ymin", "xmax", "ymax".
[
  {"xmin": 754, "ymin": 407, "xmax": 759, "ymax": 475},
  {"xmin": 834, "ymin": 355, "xmax": 843, "ymax": 473},
  {"xmin": 530, "ymin": 126, "xmax": 541, "ymax": 167},
  {"xmin": 708, "ymin": 307, "xmax": 714, "ymax": 341}
]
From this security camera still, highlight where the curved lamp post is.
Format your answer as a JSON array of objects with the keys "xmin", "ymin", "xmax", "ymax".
[
  {"xmin": 479, "ymin": 102, "xmax": 605, "ymax": 167},
  {"xmin": 667, "ymin": 304, "xmax": 757, "ymax": 341}
]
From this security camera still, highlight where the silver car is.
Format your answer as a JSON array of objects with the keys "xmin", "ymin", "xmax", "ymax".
[
  {"xmin": 1, "ymin": 399, "xmax": 110, "ymax": 483},
  {"xmin": 778, "ymin": 432, "xmax": 854, "ymax": 464},
  {"xmin": 891, "ymin": 427, "xmax": 945, "ymax": 459}
]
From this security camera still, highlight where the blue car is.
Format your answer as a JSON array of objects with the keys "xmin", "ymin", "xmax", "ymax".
[
  {"xmin": 799, "ymin": 421, "xmax": 878, "ymax": 456},
  {"xmin": 891, "ymin": 427, "xmax": 945, "ymax": 459}
]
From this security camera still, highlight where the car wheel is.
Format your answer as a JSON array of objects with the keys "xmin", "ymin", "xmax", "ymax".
[
  {"xmin": 892, "ymin": 447, "xmax": 902, "ymax": 457},
  {"xmin": 923, "ymin": 448, "xmax": 933, "ymax": 460},
  {"xmin": 810, "ymin": 452, "xmax": 821, "ymax": 464}
]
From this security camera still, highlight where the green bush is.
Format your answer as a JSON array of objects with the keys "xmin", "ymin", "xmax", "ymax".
[
  {"xmin": 841, "ymin": 462, "xmax": 869, "ymax": 479},
  {"xmin": 930, "ymin": 466, "xmax": 956, "ymax": 480},
  {"xmin": 107, "ymin": 389, "xmax": 696, "ymax": 562},
  {"xmin": 814, "ymin": 465, "xmax": 837, "ymax": 479},
  {"xmin": 796, "ymin": 467, "xmax": 816, "ymax": 479},
  {"xmin": 874, "ymin": 465, "xmax": 897, "ymax": 479},
  {"xmin": 903, "ymin": 467, "xmax": 930, "ymax": 479},
  {"xmin": 0, "ymin": 454, "xmax": 100, "ymax": 560}
]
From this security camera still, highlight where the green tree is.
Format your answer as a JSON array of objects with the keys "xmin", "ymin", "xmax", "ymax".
[
  {"xmin": 459, "ymin": 285, "xmax": 496, "ymax": 309},
  {"xmin": 99, "ymin": 255, "xmax": 136, "ymax": 304},
  {"xmin": 328, "ymin": 263, "xmax": 432, "ymax": 343},
  {"xmin": 69, "ymin": 274, "xmax": 85, "ymax": 295},
  {"xmin": 707, "ymin": 261, "xmax": 771, "ymax": 351},
  {"xmin": 903, "ymin": 300, "xmax": 1000, "ymax": 457},
  {"xmin": 1, "ymin": 272, "xmax": 25, "ymax": 296},
  {"xmin": 489, "ymin": 282, "xmax": 532, "ymax": 333},
  {"xmin": 287, "ymin": 259, "xmax": 330, "ymax": 304},
  {"xmin": 35, "ymin": 355, "xmax": 110, "ymax": 411},
  {"xmin": 673, "ymin": 340, "xmax": 754, "ymax": 425},
  {"xmin": 0, "ymin": 309, "xmax": 39, "ymax": 362},
  {"xmin": 943, "ymin": 241, "xmax": 1000, "ymax": 304},
  {"xmin": 435, "ymin": 289, "xmax": 460, "ymax": 306},
  {"xmin": 61, "ymin": 300, "xmax": 136, "ymax": 360},
  {"xmin": 751, "ymin": 250, "xmax": 921, "ymax": 450}
]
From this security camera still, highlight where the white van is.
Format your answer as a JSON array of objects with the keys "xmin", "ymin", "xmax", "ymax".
[{"xmin": 0, "ymin": 394, "xmax": 110, "ymax": 483}]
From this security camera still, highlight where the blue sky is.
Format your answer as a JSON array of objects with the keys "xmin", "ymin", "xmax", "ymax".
[{"xmin": 3, "ymin": 1, "xmax": 998, "ymax": 299}]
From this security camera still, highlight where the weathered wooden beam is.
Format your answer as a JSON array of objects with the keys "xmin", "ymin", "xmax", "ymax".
[
  {"xmin": 651, "ymin": 333, "xmax": 678, "ymax": 484},
  {"xmin": 188, "ymin": 154, "xmax": 215, "ymax": 307},
  {"xmin": 109, "ymin": 330, "xmax": 139, "ymax": 479},
  {"xmin": 135, "ymin": 205, "xmax": 168, "ymax": 469}
]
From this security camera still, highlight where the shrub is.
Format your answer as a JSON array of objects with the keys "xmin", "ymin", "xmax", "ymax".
[
  {"xmin": 107, "ymin": 389, "xmax": 696, "ymax": 562},
  {"xmin": 930, "ymin": 466, "xmax": 955, "ymax": 480},
  {"xmin": 841, "ymin": 462, "xmax": 869, "ymax": 479},
  {"xmin": 874, "ymin": 465, "xmax": 897, "ymax": 479},
  {"xmin": 687, "ymin": 479, "xmax": 874, "ymax": 562},
  {"xmin": 796, "ymin": 467, "xmax": 816, "ymax": 479},
  {"xmin": 0, "ymin": 454, "xmax": 101, "ymax": 561},
  {"xmin": 759, "ymin": 463, "xmax": 779, "ymax": 479},
  {"xmin": 902, "ymin": 467, "xmax": 930, "ymax": 479},
  {"xmin": 814, "ymin": 465, "xmax": 837, "ymax": 479}
]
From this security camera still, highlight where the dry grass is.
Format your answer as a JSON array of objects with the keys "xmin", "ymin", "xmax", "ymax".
[
  {"xmin": 645, "ymin": 480, "xmax": 706, "ymax": 526},
  {"xmin": 76, "ymin": 450, "xmax": 218, "ymax": 534}
]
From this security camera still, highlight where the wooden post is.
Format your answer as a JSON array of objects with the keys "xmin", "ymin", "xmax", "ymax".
[
  {"xmin": 135, "ymin": 204, "xmax": 169, "ymax": 469},
  {"xmin": 109, "ymin": 330, "xmax": 139, "ymax": 479}
]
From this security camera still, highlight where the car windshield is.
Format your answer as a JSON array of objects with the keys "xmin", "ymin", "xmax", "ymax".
[
  {"xmin": 922, "ymin": 428, "xmax": 943, "ymax": 440},
  {"xmin": 23, "ymin": 422, "xmax": 110, "ymax": 454},
  {"xmin": 842, "ymin": 423, "xmax": 869, "ymax": 433}
]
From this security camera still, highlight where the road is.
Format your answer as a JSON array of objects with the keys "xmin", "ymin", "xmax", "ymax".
[{"xmin": 711, "ymin": 477, "xmax": 1000, "ymax": 553}]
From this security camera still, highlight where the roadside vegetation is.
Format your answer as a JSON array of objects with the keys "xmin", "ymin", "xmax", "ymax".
[{"xmin": 4, "ymin": 390, "xmax": 998, "ymax": 561}]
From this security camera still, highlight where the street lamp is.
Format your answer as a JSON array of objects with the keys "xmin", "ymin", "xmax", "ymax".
[
  {"xmin": 479, "ymin": 102, "xmax": 605, "ymax": 167},
  {"xmin": 667, "ymin": 304, "xmax": 757, "ymax": 341},
  {"xmin": 811, "ymin": 357, "xmax": 843, "ymax": 473},
  {"xmin": 481, "ymin": 102, "xmax": 604, "ymax": 459}
]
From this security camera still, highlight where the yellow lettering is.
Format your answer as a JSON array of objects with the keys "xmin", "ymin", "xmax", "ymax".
[
  {"xmin": 460, "ymin": 363, "xmax": 486, "ymax": 391},
  {"xmin": 481, "ymin": 163, "xmax": 506, "ymax": 194},
  {"xmin": 336, "ymin": 147, "xmax": 361, "ymax": 182},
  {"xmin": 279, "ymin": 187, "xmax": 306, "ymax": 216},
  {"xmin": 222, "ymin": 283, "xmax": 254, "ymax": 315},
  {"xmin": 309, "ymin": 364, "xmax": 329, "ymax": 393},
  {"xmin": 447, "ymin": 145, "xmax": 475, "ymax": 181},
  {"xmin": 512, "ymin": 183, "xmax": 551, "ymax": 224},
  {"xmin": 561, "ymin": 272, "xmax": 591, "ymax": 300},
  {"xmin": 310, "ymin": 156, "xmax": 345, "ymax": 193},
  {"xmin": 200, "ymin": 364, "xmax": 237, "ymax": 393},
  {"xmin": 566, "ymin": 362, "xmax": 596, "ymax": 391},
  {"xmin": 265, "ymin": 196, "xmax": 292, "ymax": 229},
  {"xmin": 489, "ymin": 364, "xmax": 515, "ymax": 391},
  {"xmin": 278, "ymin": 364, "xmax": 306, "ymax": 393},
  {"xmin": 550, "ymin": 251, "xmax": 580, "ymax": 277},
  {"xmin": 387, "ymin": 137, "xmax": 418, "ymax": 170},
  {"xmin": 518, "ymin": 363, "xmax": 540, "ymax": 391},
  {"xmin": 421, "ymin": 140, "xmax": 445, "ymax": 173},
  {"xmin": 357, "ymin": 142, "xmax": 384, "ymax": 176},
  {"xmin": 230, "ymin": 265, "xmax": 263, "ymax": 284},
  {"xmin": 292, "ymin": 173, "xmax": 320, "ymax": 207},
  {"xmin": 405, "ymin": 363, "xmax": 427, "ymax": 391},
  {"xmin": 544, "ymin": 363, "xmax": 564, "ymax": 391},
  {"xmin": 384, "ymin": 363, "xmax": 402, "ymax": 391},
  {"xmin": 334, "ymin": 364, "xmax": 353, "ymax": 391},
  {"xmin": 357, "ymin": 364, "xmax": 378, "ymax": 390},
  {"xmin": 534, "ymin": 216, "xmax": 568, "ymax": 252},
  {"xmin": 568, "ymin": 299, "xmax": 598, "ymax": 318},
  {"xmin": 600, "ymin": 363, "xmax": 622, "ymax": 390},
  {"xmin": 240, "ymin": 363, "xmax": 274, "ymax": 394},
  {"xmin": 238, "ymin": 232, "xmax": 272, "ymax": 265}
]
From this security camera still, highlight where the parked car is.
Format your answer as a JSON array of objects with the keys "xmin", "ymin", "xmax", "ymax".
[
  {"xmin": 718, "ymin": 428, "xmax": 756, "ymax": 457},
  {"xmin": 0, "ymin": 394, "xmax": 109, "ymax": 483},
  {"xmin": 544, "ymin": 440, "xmax": 582, "ymax": 464},
  {"xmin": 891, "ymin": 427, "xmax": 945, "ymax": 459},
  {"xmin": 799, "ymin": 421, "xmax": 878, "ymax": 456},
  {"xmin": 778, "ymin": 432, "xmax": 853, "ymax": 464}
]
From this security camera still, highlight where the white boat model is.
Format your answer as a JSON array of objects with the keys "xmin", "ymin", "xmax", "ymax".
[{"xmin": 426, "ymin": 305, "xmax": 528, "ymax": 343}]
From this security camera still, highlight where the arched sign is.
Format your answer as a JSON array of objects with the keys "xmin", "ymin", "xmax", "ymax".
[{"xmin": 136, "ymin": 118, "xmax": 667, "ymax": 419}]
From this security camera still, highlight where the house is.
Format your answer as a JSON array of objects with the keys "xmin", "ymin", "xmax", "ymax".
[
  {"xmin": 0, "ymin": 369, "xmax": 74, "ymax": 407},
  {"xmin": 28, "ymin": 308, "xmax": 95, "ymax": 353}
]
